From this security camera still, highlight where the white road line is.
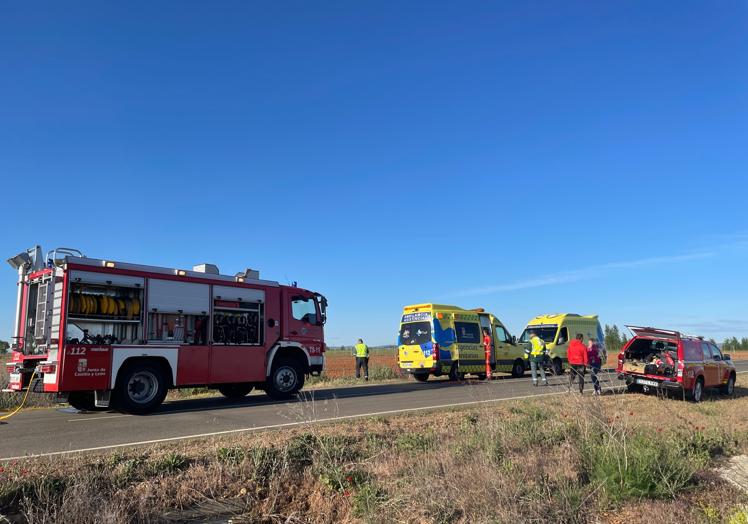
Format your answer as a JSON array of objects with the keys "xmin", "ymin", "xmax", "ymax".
[
  {"xmin": 67, "ymin": 414, "xmax": 131, "ymax": 422},
  {"xmin": 3, "ymin": 385, "xmax": 624, "ymax": 461}
]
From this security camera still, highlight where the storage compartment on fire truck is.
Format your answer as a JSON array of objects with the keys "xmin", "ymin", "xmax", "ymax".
[
  {"xmin": 212, "ymin": 285, "xmax": 265, "ymax": 345},
  {"xmin": 66, "ymin": 271, "xmax": 145, "ymax": 345},
  {"xmin": 622, "ymin": 338, "xmax": 678, "ymax": 377},
  {"xmin": 147, "ymin": 279, "xmax": 210, "ymax": 345}
]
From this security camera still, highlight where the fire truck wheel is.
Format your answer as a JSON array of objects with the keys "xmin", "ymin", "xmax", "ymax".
[
  {"xmin": 67, "ymin": 391, "xmax": 106, "ymax": 412},
  {"xmin": 115, "ymin": 362, "xmax": 168, "ymax": 414},
  {"xmin": 265, "ymin": 358, "xmax": 305, "ymax": 400},
  {"xmin": 218, "ymin": 383, "xmax": 253, "ymax": 400}
]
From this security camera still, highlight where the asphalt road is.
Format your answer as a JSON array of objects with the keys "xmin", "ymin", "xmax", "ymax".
[{"xmin": 3, "ymin": 362, "xmax": 747, "ymax": 461}]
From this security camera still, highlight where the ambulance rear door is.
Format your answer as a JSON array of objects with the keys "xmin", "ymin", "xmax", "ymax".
[{"xmin": 478, "ymin": 314, "xmax": 495, "ymax": 364}]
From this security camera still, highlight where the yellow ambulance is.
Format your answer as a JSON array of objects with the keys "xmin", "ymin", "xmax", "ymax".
[
  {"xmin": 518, "ymin": 314, "xmax": 604, "ymax": 374},
  {"xmin": 397, "ymin": 304, "xmax": 526, "ymax": 382}
]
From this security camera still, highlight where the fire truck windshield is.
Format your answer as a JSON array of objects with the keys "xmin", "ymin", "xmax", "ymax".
[{"xmin": 314, "ymin": 293, "xmax": 328, "ymax": 325}]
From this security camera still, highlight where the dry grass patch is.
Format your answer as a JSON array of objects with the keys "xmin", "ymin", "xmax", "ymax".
[{"xmin": 2, "ymin": 378, "xmax": 748, "ymax": 523}]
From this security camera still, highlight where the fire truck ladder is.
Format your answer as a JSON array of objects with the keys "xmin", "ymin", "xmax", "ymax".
[{"xmin": 33, "ymin": 273, "xmax": 55, "ymax": 348}]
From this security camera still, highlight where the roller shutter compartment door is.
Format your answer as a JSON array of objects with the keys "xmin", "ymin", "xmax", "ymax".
[{"xmin": 148, "ymin": 279, "xmax": 209, "ymax": 314}]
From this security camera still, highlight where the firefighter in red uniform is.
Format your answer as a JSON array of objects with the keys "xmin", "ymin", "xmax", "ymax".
[{"xmin": 483, "ymin": 328, "xmax": 493, "ymax": 379}]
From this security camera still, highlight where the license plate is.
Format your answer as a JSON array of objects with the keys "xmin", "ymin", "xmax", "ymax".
[
  {"xmin": 9, "ymin": 372, "xmax": 21, "ymax": 384},
  {"xmin": 636, "ymin": 378, "xmax": 659, "ymax": 387}
]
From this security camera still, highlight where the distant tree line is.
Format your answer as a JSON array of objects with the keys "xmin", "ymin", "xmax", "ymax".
[
  {"xmin": 603, "ymin": 325, "xmax": 629, "ymax": 355},
  {"xmin": 0, "ymin": 340, "xmax": 9, "ymax": 354},
  {"xmin": 722, "ymin": 337, "xmax": 748, "ymax": 353},
  {"xmin": 601, "ymin": 328, "xmax": 748, "ymax": 355}
]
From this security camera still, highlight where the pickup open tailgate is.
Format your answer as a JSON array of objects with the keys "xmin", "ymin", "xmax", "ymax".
[{"xmin": 626, "ymin": 326, "xmax": 681, "ymax": 340}]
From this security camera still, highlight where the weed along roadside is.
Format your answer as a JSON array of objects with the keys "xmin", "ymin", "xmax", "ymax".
[{"xmin": 2, "ymin": 380, "xmax": 748, "ymax": 523}]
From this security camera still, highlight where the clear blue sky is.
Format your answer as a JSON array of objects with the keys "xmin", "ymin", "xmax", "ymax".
[{"xmin": 2, "ymin": 1, "xmax": 747, "ymax": 346}]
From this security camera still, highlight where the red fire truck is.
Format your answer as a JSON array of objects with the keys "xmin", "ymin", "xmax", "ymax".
[{"xmin": 4, "ymin": 246, "xmax": 328, "ymax": 414}]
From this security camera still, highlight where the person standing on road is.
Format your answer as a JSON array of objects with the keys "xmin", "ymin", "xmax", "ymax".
[
  {"xmin": 587, "ymin": 337, "xmax": 604, "ymax": 396},
  {"xmin": 354, "ymin": 338, "xmax": 370, "ymax": 381},
  {"xmin": 567, "ymin": 333, "xmax": 588, "ymax": 393},
  {"xmin": 483, "ymin": 328, "xmax": 493, "ymax": 379},
  {"xmin": 525, "ymin": 330, "xmax": 548, "ymax": 386}
]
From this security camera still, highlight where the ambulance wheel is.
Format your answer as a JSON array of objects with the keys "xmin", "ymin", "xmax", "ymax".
[
  {"xmin": 478, "ymin": 373, "xmax": 487, "ymax": 380},
  {"xmin": 448, "ymin": 363, "xmax": 465, "ymax": 381},
  {"xmin": 218, "ymin": 383, "xmax": 253, "ymax": 400},
  {"xmin": 67, "ymin": 391, "xmax": 106, "ymax": 412},
  {"xmin": 552, "ymin": 358, "xmax": 564, "ymax": 376},
  {"xmin": 413, "ymin": 373, "xmax": 429, "ymax": 382},
  {"xmin": 265, "ymin": 358, "xmax": 305, "ymax": 400},
  {"xmin": 511, "ymin": 359, "xmax": 525, "ymax": 378},
  {"xmin": 114, "ymin": 362, "xmax": 168, "ymax": 415}
]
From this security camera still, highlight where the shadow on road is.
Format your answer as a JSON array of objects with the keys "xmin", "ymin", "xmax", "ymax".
[
  {"xmin": 64, "ymin": 372, "xmax": 559, "ymax": 418},
  {"xmin": 66, "ymin": 368, "xmax": 744, "ymax": 418}
]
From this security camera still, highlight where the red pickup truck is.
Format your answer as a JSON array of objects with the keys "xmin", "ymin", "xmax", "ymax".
[{"xmin": 617, "ymin": 326, "xmax": 736, "ymax": 402}]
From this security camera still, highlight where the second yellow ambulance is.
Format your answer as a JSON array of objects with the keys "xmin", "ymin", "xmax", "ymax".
[{"xmin": 518, "ymin": 313, "xmax": 604, "ymax": 374}]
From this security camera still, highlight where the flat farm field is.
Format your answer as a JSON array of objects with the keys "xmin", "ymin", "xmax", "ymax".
[{"xmin": 323, "ymin": 348, "xmax": 399, "ymax": 378}]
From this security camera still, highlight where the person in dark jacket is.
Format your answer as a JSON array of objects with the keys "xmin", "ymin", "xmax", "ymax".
[
  {"xmin": 587, "ymin": 337, "xmax": 605, "ymax": 396},
  {"xmin": 567, "ymin": 333, "xmax": 588, "ymax": 393}
]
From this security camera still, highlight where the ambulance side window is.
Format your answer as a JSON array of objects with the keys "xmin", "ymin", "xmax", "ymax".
[
  {"xmin": 495, "ymin": 325, "xmax": 509, "ymax": 343},
  {"xmin": 556, "ymin": 327, "xmax": 569, "ymax": 345},
  {"xmin": 455, "ymin": 322, "xmax": 480, "ymax": 343}
]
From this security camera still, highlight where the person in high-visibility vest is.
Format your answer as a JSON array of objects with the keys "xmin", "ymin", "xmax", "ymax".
[
  {"xmin": 354, "ymin": 338, "xmax": 370, "ymax": 381},
  {"xmin": 524, "ymin": 330, "xmax": 548, "ymax": 386}
]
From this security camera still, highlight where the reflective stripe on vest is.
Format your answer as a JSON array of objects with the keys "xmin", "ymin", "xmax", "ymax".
[{"xmin": 355, "ymin": 343, "xmax": 369, "ymax": 358}]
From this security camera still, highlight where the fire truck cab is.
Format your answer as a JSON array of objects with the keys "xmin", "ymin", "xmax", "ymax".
[{"xmin": 5, "ymin": 246, "xmax": 328, "ymax": 414}]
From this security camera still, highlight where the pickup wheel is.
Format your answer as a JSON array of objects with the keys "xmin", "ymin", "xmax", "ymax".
[
  {"xmin": 114, "ymin": 362, "xmax": 168, "ymax": 415},
  {"xmin": 218, "ymin": 383, "xmax": 253, "ymax": 400},
  {"xmin": 511, "ymin": 359, "xmax": 526, "ymax": 378},
  {"xmin": 689, "ymin": 377, "xmax": 704, "ymax": 403},
  {"xmin": 626, "ymin": 382, "xmax": 641, "ymax": 393},
  {"xmin": 413, "ymin": 373, "xmax": 429, "ymax": 382},
  {"xmin": 721, "ymin": 373, "xmax": 736, "ymax": 396},
  {"xmin": 265, "ymin": 358, "xmax": 304, "ymax": 400}
]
